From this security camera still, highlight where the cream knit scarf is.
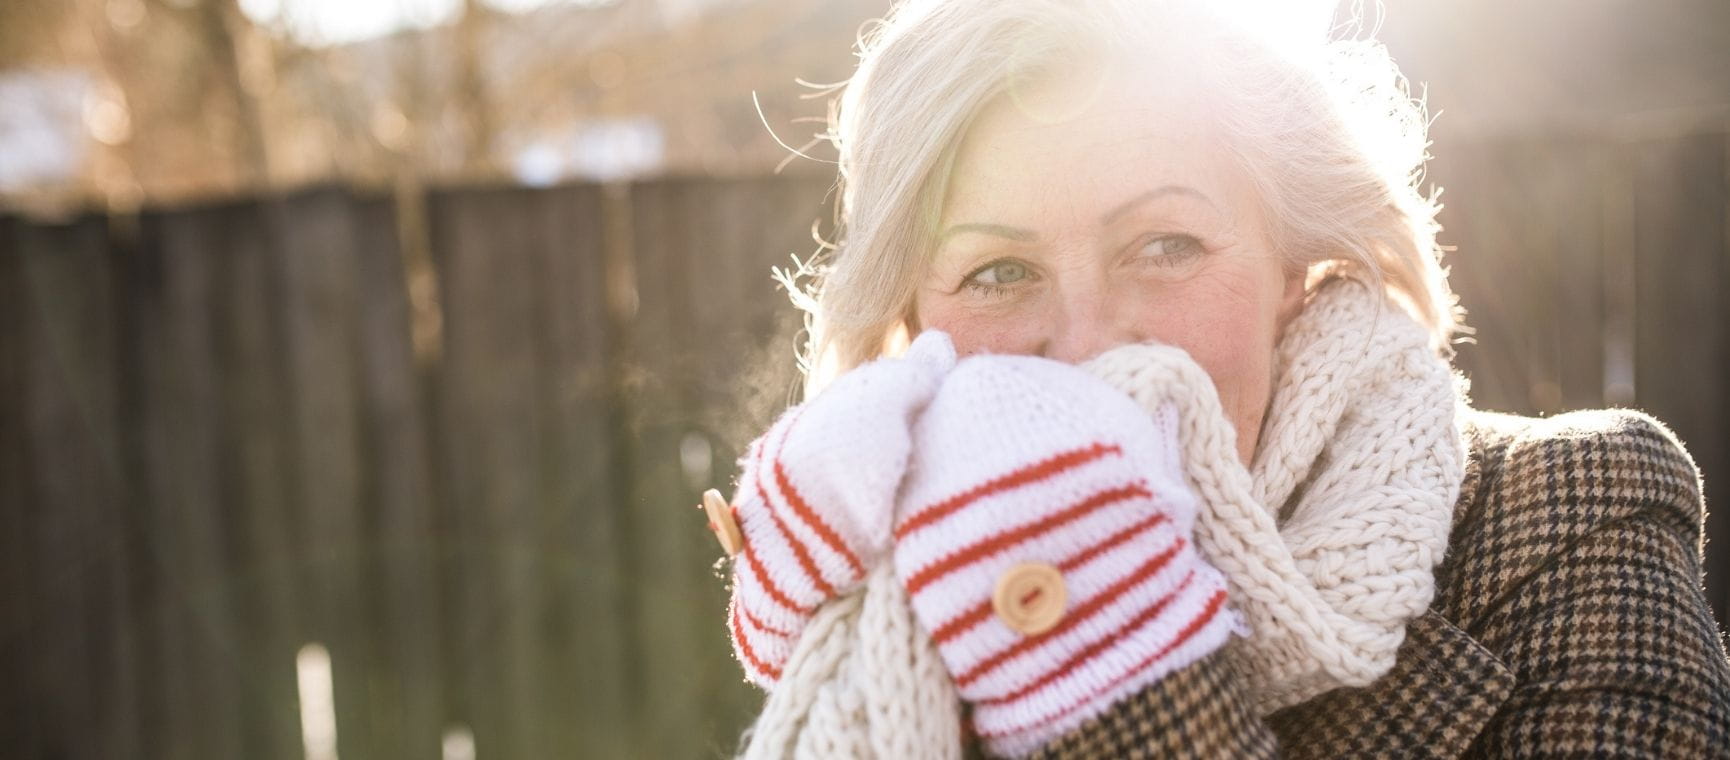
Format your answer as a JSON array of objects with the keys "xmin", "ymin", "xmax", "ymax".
[
  {"xmin": 737, "ymin": 276, "xmax": 1464, "ymax": 757},
  {"xmin": 1081, "ymin": 274, "xmax": 1464, "ymax": 714}
]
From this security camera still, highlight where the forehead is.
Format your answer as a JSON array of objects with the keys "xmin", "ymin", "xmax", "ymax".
[{"xmin": 940, "ymin": 62, "xmax": 1233, "ymax": 222}]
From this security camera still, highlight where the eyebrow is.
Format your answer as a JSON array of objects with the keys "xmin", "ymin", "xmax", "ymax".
[
  {"xmin": 937, "ymin": 184, "xmax": 1217, "ymax": 244},
  {"xmin": 1101, "ymin": 185, "xmax": 1216, "ymax": 226},
  {"xmin": 937, "ymin": 222, "xmax": 1038, "ymax": 243}
]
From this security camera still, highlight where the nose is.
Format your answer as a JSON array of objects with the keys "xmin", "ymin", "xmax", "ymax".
[{"xmin": 1037, "ymin": 287, "xmax": 1150, "ymax": 364}]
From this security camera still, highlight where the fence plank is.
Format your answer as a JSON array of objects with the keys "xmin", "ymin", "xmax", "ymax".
[
  {"xmin": 427, "ymin": 185, "xmax": 547, "ymax": 759},
  {"xmin": 14, "ymin": 220, "xmax": 96, "ymax": 760},
  {"xmin": 351, "ymin": 193, "xmax": 447, "ymax": 758},
  {"xmin": 691, "ymin": 176, "xmax": 829, "ymax": 450},
  {"xmin": 1535, "ymin": 139, "xmax": 1612, "ymax": 411},
  {"xmin": 1442, "ymin": 135, "xmax": 1629, "ymax": 415},
  {"xmin": 99, "ymin": 218, "xmax": 147, "ymax": 760},
  {"xmin": 0, "ymin": 213, "xmax": 45, "ymax": 759},
  {"xmin": 524, "ymin": 183, "xmax": 631, "ymax": 757},
  {"xmin": 273, "ymin": 188, "xmax": 379, "ymax": 760},
  {"xmin": 1433, "ymin": 140, "xmax": 1521, "ymax": 413},
  {"xmin": 14, "ymin": 215, "xmax": 131, "ymax": 760},
  {"xmin": 211, "ymin": 199, "xmax": 307, "ymax": 760},
  {"xmin": 1630, "ymin": 134, "xmax": 1730, "ymax": 623},
  {"xmin": 129, "ymin": 206, "xmax": 246, "ymax": 760},
  {"xmin": 622, "ymin": 177, "xmax": 715, "ymax": 759}
]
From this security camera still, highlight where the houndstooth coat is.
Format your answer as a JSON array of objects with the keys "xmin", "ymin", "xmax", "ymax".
[{"xmin": 1027, "ymin": 408, "xmax": 1730, "ymax": 758}]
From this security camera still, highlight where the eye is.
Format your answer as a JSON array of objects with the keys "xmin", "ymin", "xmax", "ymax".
[
  {"xmin": 1135, "ymin": 234, "xmax": 1204, "ymax": 266},
  {"xmin": 969, "ymin": 259, "xmax": 1030, "ymax": 286},
  {"xmin": 956, "ymin": 258, "xmax": 1035, "ymax": 299}
]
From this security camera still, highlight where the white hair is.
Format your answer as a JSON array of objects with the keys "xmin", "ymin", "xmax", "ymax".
[{"xmin": 782, "ymin": 0, "xmax": 1460, "ymax": 397}]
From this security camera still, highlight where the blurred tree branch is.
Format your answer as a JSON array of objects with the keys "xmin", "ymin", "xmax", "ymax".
[
  {"xmin": 194, "ymin": 0, "xmax": 273, "ymax": 190},
  {"xmin": 454, "ymin": 0, "xmax": 497, "ymax": 177}
]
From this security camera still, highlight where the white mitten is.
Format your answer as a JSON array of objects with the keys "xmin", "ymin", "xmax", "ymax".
[
  {"xmin": 893, "ymin": 354, "xmax": 1241, "ymax": 758},
  {"xmin": 726, "ymin": 330, "xmax": 957, "ymax": 685}
]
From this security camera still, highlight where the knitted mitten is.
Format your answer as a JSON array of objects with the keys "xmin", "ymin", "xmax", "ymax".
[
  {"xmin": 894, "ymin": 352, "xmax": 1241, "ymax": 758},
  {"xmin": 727, "ymin": 330, "xmax": 957, "ymax": 685}
]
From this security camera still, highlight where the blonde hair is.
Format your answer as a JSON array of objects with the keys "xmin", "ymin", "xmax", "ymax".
[{"xmin": 783, "ymin": 0, "xmax": 1460, "ymax": 398}]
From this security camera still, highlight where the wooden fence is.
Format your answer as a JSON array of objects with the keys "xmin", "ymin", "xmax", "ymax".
[{"xmin": 1, "ymin": 130, "xmax": 1726, "ymax": 758}]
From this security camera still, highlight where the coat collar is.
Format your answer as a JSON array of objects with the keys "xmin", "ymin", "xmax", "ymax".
[{"xmin": 1263, "ymin": 417, "xmax": 1517, "ymax": 758}]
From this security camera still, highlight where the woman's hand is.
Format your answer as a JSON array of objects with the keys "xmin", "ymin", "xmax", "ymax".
[
  {"xmin": 893, "ymin": 353, "xmax": 1239, "ymax": 757},
  {"xmin": 725, "ymin": 330, "xmax": 957, "ymax": 685}
]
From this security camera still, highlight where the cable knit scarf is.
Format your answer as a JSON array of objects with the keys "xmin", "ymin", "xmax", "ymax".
[{"xmin": 1080, "ymin": 275, "xmax": 1465, "ymax": 714}]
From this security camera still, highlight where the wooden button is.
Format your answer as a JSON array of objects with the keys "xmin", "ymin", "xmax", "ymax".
[
  {"xmin": 702, "ymin": 488, "xmax": 743, "ymax": 557},
  {"xmin": 992, "ymin": 562, "xmax": 1067, "ymax": 635}
]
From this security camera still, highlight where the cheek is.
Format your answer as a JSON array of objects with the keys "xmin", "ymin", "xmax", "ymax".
[
  {"xmin": 914, "ymin": 297, "xmax": 1042, "ymax": 356},
  {"xmin": 1166, "ymin": 311, "xmax": 1272, "ymax": 401},
  {"xmin": 1132, "ymin": 279, "xmax": 1281, "ymax": 429}
]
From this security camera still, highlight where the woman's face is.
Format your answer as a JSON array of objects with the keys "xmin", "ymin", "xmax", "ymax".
[{"xmin": 912, "ymin": 63, "xmax": 1306, "ymax": 464}]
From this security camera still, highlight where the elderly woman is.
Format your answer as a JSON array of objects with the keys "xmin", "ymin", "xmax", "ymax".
[{"xmin": 708, "ymin": 0, "xmax": 1730, "ymax": 757}]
